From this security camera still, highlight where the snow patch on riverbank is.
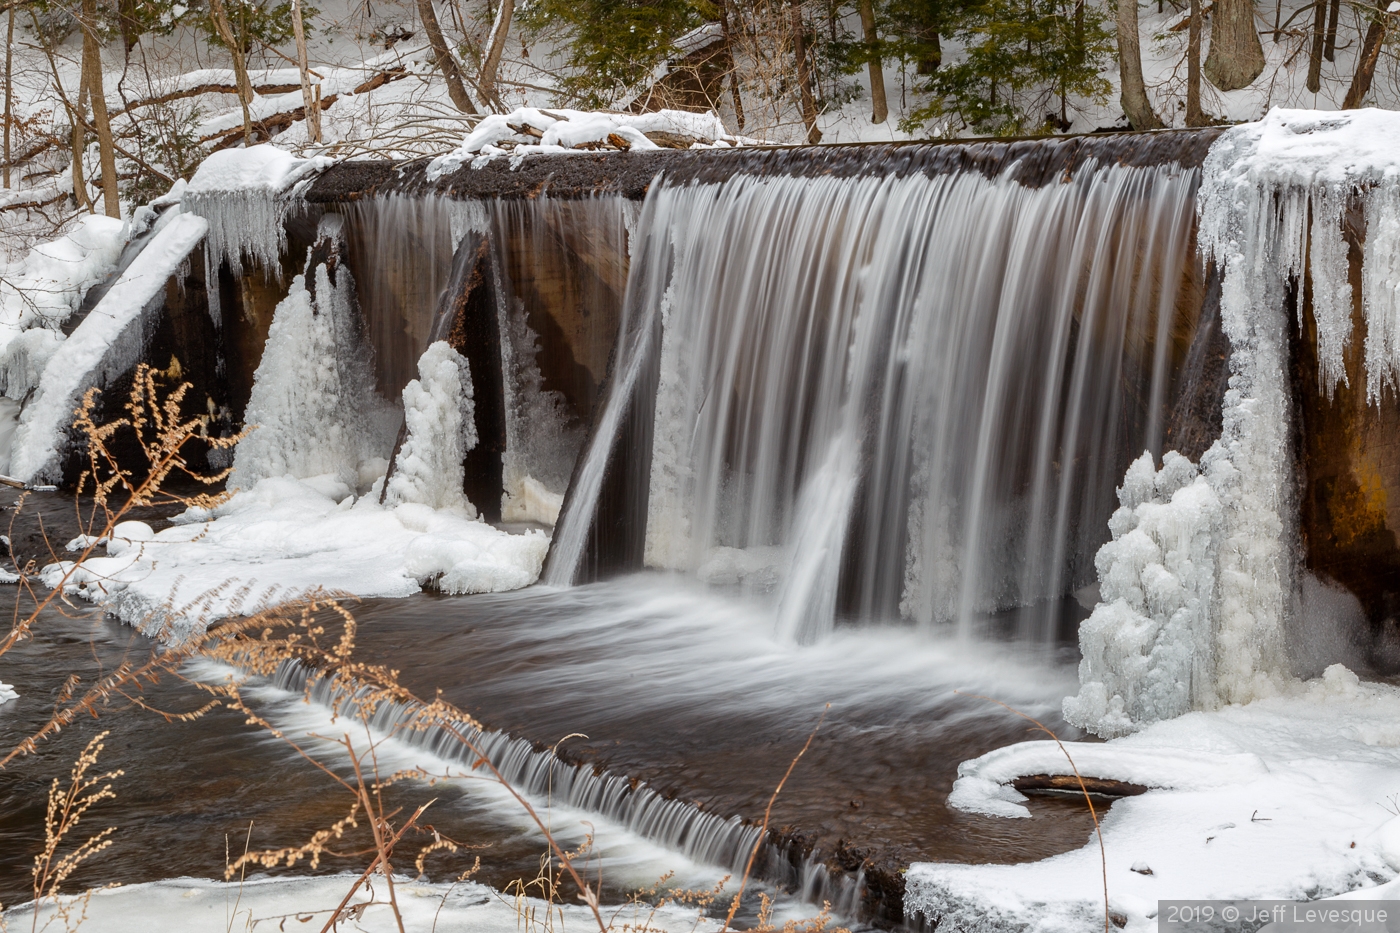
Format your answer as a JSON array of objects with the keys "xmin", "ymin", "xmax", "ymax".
[
  {"xmin": 912, "ymin": 665, "xmax": 1400, "ymax": 931},
  {"xmin": 5, "ymin": 873, "xmax": 717, "ymax": 933},
  {"xmin": 41, "ymin": 475, "xmax": 548, "ymax": 641}
]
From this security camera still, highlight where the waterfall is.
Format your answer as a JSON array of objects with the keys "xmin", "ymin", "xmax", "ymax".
[
  {"xmin": 1070, "ymin": 110, "xmax": 1400, "ymax": 736},
  {"xmin": 549, "ymin": 150, "xmax": 1201, "ymax": 642}
]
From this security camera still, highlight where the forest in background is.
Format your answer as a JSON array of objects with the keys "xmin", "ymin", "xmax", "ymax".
[{"xmin": 1, "ymin": 0, "xmax": 1399, "ymax": 252}]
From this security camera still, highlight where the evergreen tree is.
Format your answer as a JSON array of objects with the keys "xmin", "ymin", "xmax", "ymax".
[
  {"xmin": 899, "ymin": 0, "xmax": 1113, "ymax": 135},
  {"xmin": 520, "ymin": 0, "xmax": 706, "ymax": 107}
]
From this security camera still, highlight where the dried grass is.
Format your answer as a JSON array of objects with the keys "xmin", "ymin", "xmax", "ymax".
[{"xmin": 1, "ymin": 369, "xmax": 852, "ymax": 933}]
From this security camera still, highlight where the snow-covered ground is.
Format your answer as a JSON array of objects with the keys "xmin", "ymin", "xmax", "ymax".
[
  {"xmin": 911, "ymin": 665, "xmax": 1400, "ymax": 932},
  {"xmin": 41, "ymin": 478, "xmax": 548, "ymax": 642},
  {"xmin": 5, "ymin": 873, "xmax": 720, "ymax": 933}
]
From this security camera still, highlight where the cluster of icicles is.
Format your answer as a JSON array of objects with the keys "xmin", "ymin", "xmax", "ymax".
[{"xmin": 1070, "ymin": 111, "xmax": 1400, "ymax": 736}]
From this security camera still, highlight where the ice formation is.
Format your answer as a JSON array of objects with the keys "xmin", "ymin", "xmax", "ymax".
[
  {"xmin": 1063, "ymin": 452, "xmax": 1223, "ymax": 736},
  {"xmin": 382, "ymin": 341, "xmax": 478, "ymax": 515},
  {"xmin": 42, "ymin": 479, "xmax": 549, "ymax": 641},
  {"xmin": 1068, "ymin": 109, "xmax": 1400, "ymax": 737},
  {"xmin": 7, "ymin": 211, "xmax": 210, "ymax": 484},
  {"xmin": 181, "ymin": 145, "xmax": 330, "ymax": 324},
  {"xmin": 229, "ymin": 218, "xmax": 396, "ymax": 492}
]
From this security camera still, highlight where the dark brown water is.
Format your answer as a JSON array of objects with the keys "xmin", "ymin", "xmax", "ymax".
[{"xmin": 0, "ymin": 488, "xmax": 1101, "ymax": 920}]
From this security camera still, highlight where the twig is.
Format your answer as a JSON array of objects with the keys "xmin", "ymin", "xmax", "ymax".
[
  {"xmin": 721, "ymin": 704, "xmax": 829, "ymax": 933},
  {"xmin": 956, "ymin": 691, "xmax": 1111, "ymax": 933}
]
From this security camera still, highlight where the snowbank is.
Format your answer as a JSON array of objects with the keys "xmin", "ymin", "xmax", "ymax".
[
  {"xmin": 42, "ymin": 475, "xmax": 548, "ymax": 642},
  {"xmin": 181, "ymin": 145, "xmax": 331, "ymax": 322},
  {"xmin": 7, "ymin": 210, "xmax": 210, "ymax": 484},
  {"xmin": 426, "ymin": 107, "xmax": 756, "ymax": 179},
  {"xmin": 6, "ymin": 873, "xmax": 717, "ymax": 933},
  {"xmin": 0, "ymin": 214, "xmax": 129, "ymax": 399},
  {"xmin": 912, "ymin": 665, "xmax": 1400, "ymax": 932}
]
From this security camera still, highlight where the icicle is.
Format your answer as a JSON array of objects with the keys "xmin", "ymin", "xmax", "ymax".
[
  {"xmin": 1308, "ymin": 182, "xmax": 1354, "ymax": 396},
  {"xmin": 1363, "ymin": 185, "xmax": 1400, "ymax": 403}
]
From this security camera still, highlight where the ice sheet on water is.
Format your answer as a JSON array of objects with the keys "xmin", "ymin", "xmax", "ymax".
[
  {"xmin": 382, "ymin": 341, "xmax": 478, "ymax": 515},
  {"xmin": 915, "ymin": 666, "xmax": 1400, "ymax": 930}
]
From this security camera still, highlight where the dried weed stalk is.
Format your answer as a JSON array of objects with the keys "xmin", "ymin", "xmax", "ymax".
[{"xmin": 3, "ymin": 370, "xmax": 851, "ymax": 933}]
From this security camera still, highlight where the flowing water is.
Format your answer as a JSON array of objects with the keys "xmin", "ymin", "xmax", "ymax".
[
  {"xmin": 4, "ymin": 134, "xmax": 1230, "ymax": 923},
  {"xmin": 548, "ymin": 148, "xmax": 1204, "ymax": 649}
]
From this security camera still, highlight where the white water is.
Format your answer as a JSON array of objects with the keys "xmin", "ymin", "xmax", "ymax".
[{"xmin": 552, "ymin": 161, "xmax": 1199, "ymax": 641}]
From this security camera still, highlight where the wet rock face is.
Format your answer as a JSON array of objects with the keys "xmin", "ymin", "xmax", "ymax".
[{"xmin": 1294, "ymin": 204, "xmax": 1400, "ymax": 673}]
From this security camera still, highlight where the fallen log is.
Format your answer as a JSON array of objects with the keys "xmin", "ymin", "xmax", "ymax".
[
  {"xmin": 203, "ymin": 67, "xmax": 409, "ymax": 150},
  {"xmin": 1011, "ymin": 774, "xmax": 1150, "ymax": 797},
  {"xmin": 111, "ymin": 82, "xmax": 306, "ymax": 118}
]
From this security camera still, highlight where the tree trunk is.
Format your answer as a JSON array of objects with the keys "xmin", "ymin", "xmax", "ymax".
[
  {"xmin": 1324, "ymin": 0, "xmax": 1341, "ymax": 60},
  {"xmin": 292, "ymin": 0, "xmax": 320, "ymax": 143},
  {"xmin": 71, "ymin": 82, "xmax": 90, "ymax": 212},
  {"xmin": 858, "ymin": 0, "xmax": 888, "ymax": 123},
  {"xmin": 1118, "ymin": 0, "xmax": 1164, "ymax": 128},
  {"xmin": 415, "ymin": 0, "xmax": 478, "ymax": 114},
  {"xmin": 1306, "ymin": 0, "xmax": 1326, "ymax": 92},
  {"xmin": 1342, "ymin": 9, "xmax": 1388, "ymax": 107},
  {"xmin": 1187, "ymin": 0, "xmax": 1207, "ymax": 124},
  {"xmin": 1204, "ymin": 0, "xmax": 1265, "ymax": 90},
  {"xmin": 790, "ymin": 0, "xmax": 821, "ymax": 143},
  {"xmin": 117, "ymin": 0, "xmax": 141, "ymax": 53},
  {"xmin": 479, "ymin": 0, "xmax": 514, "ymax": 109},
  {"xmin": 3, "ymin": 3, "xmax": 12, "ymax": 189},
  {"xmin": 718, "ymin": 0, "xmax": 746, "ymax": 131},
  {"xmin": 81, "ymin": 0, "xmax": 120, "ymax": 217},
  {"xmin": 208, "ymin": 0, "xmax": 254, "ymax": 144}
]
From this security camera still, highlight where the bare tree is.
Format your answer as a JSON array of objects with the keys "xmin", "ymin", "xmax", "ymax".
[
  {"xmin": 71, "ymin": 84, "xmax": 91, "ymax": 212},
  {"xmin": 719, "ymin": 0, "xmax": 746, "ymax": 131},
  {"xmin": 3, "ymin": 0, "xmax": 12, "ymax": 189},
  {"xmin": 208, "ymin": 0, "xmax": 255, "ymax": 144},
  {"xmin": 1323, "ymin": 0, "xmax": 1342, "ymax": 60},
  {"xmin": 1306, "ymin": 0, "xmax": 1327, "ymax": 91},
  {"xmin": 80, "ymin": 0, "xmax": 120, "ymax": 217},
  {"xmin": 1203, "ymin": 0, "xmax": 1265, "ymax": 90},
  {"xmin": 416, "ymin": 0, "xmax": 478, "ymax": 114},
  {"xmin": 858, "ymin": 0, "xmax": 888, "ymax": 124},
  {"xmin": 1186, "ymin": 0, "xmax": 1207, "ymax": 124},
  {"xmin": 292, "ymin": 0, "xmax": 321, "ymax": 142},
  {"xmin": 1342, "ymin": 3, "xmax": 1392, "ymax": 107},
  {"xmin": 479, "ymin": 0, "xmax": 514, "ymax": 109},
  {"xmin": 1118, "ymin": 0, "xmax": 1164, "ymax": 128},
  {"xmin": 790, "ymin": 0, "xmax": 821, "ymax": 143}
]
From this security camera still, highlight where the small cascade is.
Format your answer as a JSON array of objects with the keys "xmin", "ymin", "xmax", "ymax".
[
  {"xmin": 271, "ymin": 659, "xmax": 867, "ymax": 918},
  {"xmin": 551, "ymin": 142, "xmax": 1205, "ymax": 642}
]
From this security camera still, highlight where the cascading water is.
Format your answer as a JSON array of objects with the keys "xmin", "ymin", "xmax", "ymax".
[{"xmin": 550, "ymin": 150, "xmax": 1202, "ymax": 644}]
